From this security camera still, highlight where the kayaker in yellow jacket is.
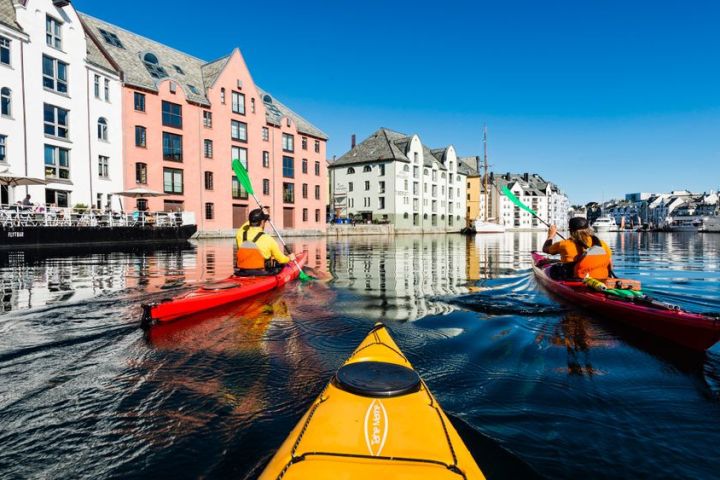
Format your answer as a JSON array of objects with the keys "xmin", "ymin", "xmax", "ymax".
[
  {"xmin": 543, "ymin": 217, "xmax": 612, "ymax": 279},
  {"xmin": 236, "ymin": 208, "xmax": 295, "ymax": 276}
]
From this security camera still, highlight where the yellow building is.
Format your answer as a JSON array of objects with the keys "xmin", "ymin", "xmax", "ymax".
[{"xmin": 460, "ymin": 156, "xmax": 481, "ymax": 226}]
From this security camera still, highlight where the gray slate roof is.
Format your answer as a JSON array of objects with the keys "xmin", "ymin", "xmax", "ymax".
[
  {"xmin": 332, "ymin": 127, "xmax": 451, "ymax": 170},
  {"xmin": 458, "ymin": 156, "xmax": 480, "ymax": 176},
  {"xmin": 0, "ymin": 0, "xmax": 21, "ymax": 32},
  {"xmin": 84, "ymin": 32, "xmax": 117, "ymax": 74},
  {"xmin": 79, "ymin": 13, "xmax": 327, "ymax": 139}
]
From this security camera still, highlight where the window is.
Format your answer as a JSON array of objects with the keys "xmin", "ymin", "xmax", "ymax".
[
  {"xmin": 0, "ymin": 87, "xmax": 10, "ymax": 116},
  {"xmin": 302, "ymin": 208, "xmax": 308, "ymax": 222},
  {"xmin": 379, "ymin": 164, "xmax": 385, "ymax": 176},
  {"xmin": 97, "ymin": 118, "xmax": 108, "ymax": 141},
  {"xmin": 231, "ymin": 120, "xmax": 247, "ymax": 141},
  {"xmin": 185, "ymin": 84, "xmax": 198, "ymax": 95},
  {"xmin": 162, "ymin": 132, "xmax": 183, "ymax": 162},
  {"xmin": 347, "ymin": 167, "xmax": 355, "ymax": 174},
  {"xmin": 204, "ymin": 139, "xmax": 213, "ymax": 159},
  {"xmin": 403, "ymin": 165, "xmax": 410, "ymax": 172},
  {"xmin": 262, "ymin": 151, "xmax": 270, "ymax": 168},
  {"xmin": 314, "ymin": 140, "xmax": 320, "ymax": 153},
  {"xmin": 379, "ymin": 181, "xmax": 385, "ymax": 194},
  {"xmin": 315, "ymin": 161, "xmax": 320, "ymax": 176},
  {"xmin": 93, "ymin": 74, "xmax": 100, "ymax": 97},
  {"xmin": 364, "ymin": 180, "xmax": 370, "ymax": 191},
  {"xmin": 262, "ymin": 127, "xmax": 269, "ymax": 141},
  {"xmin": 98, "ymin": 156, "xmax": 109, "ymax": 178},
  {"xmin": 263, "ymin": 179, "xmax": 270, "ymax": 195},
  {"xmin": 314, "ymin": 185, "xmax": 320, "ymax": 200},
  {"xmin": 282, "ymin": 133, "xmax": 294, "ymax": 152},
  {"xmin": 302, "ymin": 183, "xmax": 308, "ymax": 199},
  {"xmin": 99, "ymin": 29, "xmax": 124, "ymax": 48},
  {"xmin": 43, "ymin": 104, "xmax": 69, "ymax": 138},
  {"xmin": 0, "ymin": 36, "xmax": 10, "ymax": 66},
  {"xmin": 205, "ymin": 202, "xmax": 214, "ymax": 220},
  {"xmin": 203, "ymin": 110, "xmax": 212, "ymax": 128},
  {"xmin": 349, "ymin": 182, "xmax": 353, "ymax": 192},
  {"xmin": 135, "ymin": 162, "xmax": 147, "ymax": 184},
  {"xmin": 161, "ymin": 101, "xmax": 182, "ymax": 128},
  {"xmin": 135, "ymin": 126, "xmax": 146, "ymax": 147},
  {"xmin": 173, "ymin": 64, "xmax": 184, "ymax": 75},
  {"xmin": 43, "ymin": 56, "xmax": 68, "ymax": 94},
  {"xmin": 363, "ymin": 165, "xmax": 371, "ymax": 172},
  {"xmin": 231, "ymin": 176, "xmax": 249, "ymax": 199},
  {"xmin": 283, "ymin": 183, "xmax": 294, "ymax": 203},
  {"xmin": 44, "ymin": 145, "xmax": 70, "ymax": 179},
  {"xmin": 143, "ymin": 52, "xmax": 168, "ymax": 79},
  {"xmin": 0, "ymin": 135, "xmax": 6, "ymax": 162},
  {"xmin": 315, "ymin": 209, "xmax": 320, "ymax": 222},
  {"xmin": 302, "ymin": 158, "xmax": 308, "ymax": 174},
  {"xmin": 379, "ymin": 197, "xmax": 385, "ymax": 209},
  {"xmin": 204, "ymin": 171, "xmax": 214, "ymax": 190},
  {"xmin": 163, "ymin": 167, "xmax": 183, "ymax": 194},
  {"xmin": 231, "ymin": 146, "xmax": 247, "ymax": 168},
  {"xmin": 232, "ymin": 91, "xmax": 245, "ymax": 114},
  {"xmin": 220, "ymin": 88, "xmax": 226, "ymax": 104},
  {"xmin": 302, "ymin": 137, "xmax": 308, "ymax": 150},
  {"xmin": 134, "ymin": 92, "xmax": 145, "ymax": 112},
  {"xmin": 104, "ymin": 78, "xmax": 110, "ymax": 101},
  {"xmin": 46, "ymin": 16, "xmax": 62, "ymax": 50},
  {"xmin": 282, "ymin": 156, "xmax": 294, "ymax": 178},
  {"xmin": 413, "ymin": 166, "xmax": 418, "ymax": 178}
]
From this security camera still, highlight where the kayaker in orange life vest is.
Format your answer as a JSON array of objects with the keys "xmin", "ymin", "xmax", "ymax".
[
  {"xmin": 235, "ymin": 208, "xmax": 295, "ymax": 276},
  {"xmin": 542, "ymin": 217, "xmax": 613, "ymax": 280}
]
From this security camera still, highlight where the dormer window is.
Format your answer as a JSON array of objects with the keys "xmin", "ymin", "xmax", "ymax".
[
  {"xmin": 363, "ymin": 165, "xmax": 372, "ymax": 172},
  {"xmin": 187, "ymin": 84, "xmax": 200, "ymax": 95},
  {"xmin": 173, "ymin": 65, "xmax": 185, "ymax": 75},
  {"xmin": 142, "ymin": 52, "xmax": 168, "ymax": 79},
  {"xmin": 99, "ymin": 29, "xmax": 124, "ymax": 49}
]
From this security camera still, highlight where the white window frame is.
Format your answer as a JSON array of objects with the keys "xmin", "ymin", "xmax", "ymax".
[
  {"xmin": 46, "ymin": 16, "xmax": 62, "ymax": 50},
  {"xmin": 0, "ymin": 135, "xmax": 6, "ymax": 162},
  {"xmin": 231, "ymin": 145, "xmax": 247, "ymax": 169},
  {"xmin": 104, "ymin": 78, "xmax": 110, "ymax": 101},
  {"xmin": 0, "ymin": 36, "xmax": 10, "ymax": 66},
  {"xmin": 44, "ymin": 144, "xmax": 70, "ymax": 179},
  {"xmin": 44, "ymin": 104, "xmax": 69, "ymax": 138},
  {"xmin": 43, "ymin": 56, "xmax": 68, "ymax": 94},
  {"xmin": 231, "ymin": 120, "xmax": 247, "ymax": 142},
  {"xmin": 0, "ymin": 87, "xmax": 10, "ymax": 117},
  {"xmin": 97, "ymin": 117, "xmax": 108, "ymax": 141},
  {"xmin": 98, "ymin": 155, "xmax": 109, "ymax": 179}
]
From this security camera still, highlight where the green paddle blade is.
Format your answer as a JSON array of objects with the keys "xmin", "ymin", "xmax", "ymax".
[
  {"xmin": 231, "ymin": 159, "xmax": 254, "ymax": 196},
  {"xmin": 501, "ymin": 185, "xmax": 537, "ymax": 216}
]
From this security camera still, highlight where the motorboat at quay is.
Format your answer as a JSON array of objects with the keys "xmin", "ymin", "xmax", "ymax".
[
  {"xmin": 1, "ymin": 205, "xmax": 197, "ymax": 248},
  {"xmin": 591, "ymin": 216, "xmax": 618, "ymax": 232}
]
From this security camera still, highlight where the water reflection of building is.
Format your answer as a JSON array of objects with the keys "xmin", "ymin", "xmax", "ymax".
[
  {"xmin": 467, "ymin": 233, "xmax": 547, "ymax": 280},
  {"xmin": 328, "ymin": 235, "xmax": 468, "ymax": 321}
]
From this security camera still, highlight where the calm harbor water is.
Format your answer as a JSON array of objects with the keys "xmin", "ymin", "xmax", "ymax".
[{"xmin": 1, "ymin": 232, "xmax": 719, "ymax": 479}]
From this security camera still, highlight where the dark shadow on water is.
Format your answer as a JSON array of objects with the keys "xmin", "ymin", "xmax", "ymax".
[
  {"xmin": 448, "ymin": 414, "xmax": 544, "ymax": 479},
  {"xmin": 446, "ymin": 292, "xmax": 566, "ymax": 316}
]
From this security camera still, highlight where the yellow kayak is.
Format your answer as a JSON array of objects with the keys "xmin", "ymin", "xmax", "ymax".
[{"xmin": 260, "ymin": 323, "xmax": 486, "ymax": 479}]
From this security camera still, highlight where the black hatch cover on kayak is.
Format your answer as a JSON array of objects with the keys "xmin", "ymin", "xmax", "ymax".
[
  {"xmin": 334, "ymin": 361, "xmax": 421, "ymax": 398},
  {"xmin": 201, "ymin": 282, "xmax": 240, "ymax": 290}
]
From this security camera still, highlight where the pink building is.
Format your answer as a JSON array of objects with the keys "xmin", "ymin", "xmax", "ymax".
[{"xmin": 80, "ymin": 14, "xmax": 327, "ymax": 234}]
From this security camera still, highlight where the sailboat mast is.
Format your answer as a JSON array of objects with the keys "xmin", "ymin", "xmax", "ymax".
[{"xmin": 483, "ymin": 125, "xmax": 489, "ymax": 221}]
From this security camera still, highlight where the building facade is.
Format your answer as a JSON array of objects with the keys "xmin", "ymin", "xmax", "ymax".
[
  {"xmin": 0, "ymin": 0, "xmax": 122, "ymax": 208},
  {"xmin": 469, "ymin": 172, "xmax": 570, "ymax": 230},
  {"xmin": 81, "ymin": 14, "xmax": 327, "ymax": 234},
  {"xmin": 329, "ymin": 128, "xmax": 467, "ymax": 230}
]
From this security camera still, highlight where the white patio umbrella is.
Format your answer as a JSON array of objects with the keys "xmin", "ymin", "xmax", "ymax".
[
  {"xmin": 0, "ymin": 170, "xmax": 47, "ymax": 207},
  {"xmin": 114, "ymin": 187, "xmax": 166, "ymax": 212}
]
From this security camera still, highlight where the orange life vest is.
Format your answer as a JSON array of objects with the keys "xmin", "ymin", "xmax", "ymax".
[
  {"xmin": 236, "ymin": 229, "xmax": 268, "ymax": 270},
  {"xmin": 573, "ymin": 236, "xmax": 612, "ymax": 279}
]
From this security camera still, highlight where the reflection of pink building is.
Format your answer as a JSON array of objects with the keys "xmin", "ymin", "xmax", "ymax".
[{"xmin": 81, "ymin": 14, "xmax": 327, "ymax": 234}]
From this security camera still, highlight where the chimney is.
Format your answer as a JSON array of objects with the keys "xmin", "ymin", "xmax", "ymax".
[
  {"xmin": 506, "ymin": 172, "xmax": 511, "ymax": 181},
  {"xmin": 523, "ymin": 172, "xmax": 529, "ymax": 182},
  {"xmin": 351, "ymin": 134, "xmax": 356, "ymax": 149},
  {"xmin": 475, "ymin": 156, "xmax": 481, "ymax": 173}
]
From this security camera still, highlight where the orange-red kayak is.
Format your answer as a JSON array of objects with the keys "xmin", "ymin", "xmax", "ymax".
[{"xmin": 141, "ymin": 252, "xmax": 306, "ymax": 328}]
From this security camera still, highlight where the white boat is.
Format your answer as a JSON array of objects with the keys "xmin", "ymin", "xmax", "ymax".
[
  {"xmin": 701, "ymin": 216, "xmax": 720, "ymax": 233},
  {"xmin": 592, "ymin": 216, "xmax": 618, "ymax": 232},
  {"xmin": 666, "ymin": 217, "xmax": 703, "ymax": 232},
  {"xmin": 473, "ymin": 218, "xmax": 506, "ymax": 233}
]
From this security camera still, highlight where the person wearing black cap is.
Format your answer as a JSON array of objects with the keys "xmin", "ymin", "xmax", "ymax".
[
  {"xmin": 235, "ymin": 207, "xmax": 295, "ymax": 276},
  {"xmin": 542, "ymin": 217, "xmax": 613, "ymax": 279}
]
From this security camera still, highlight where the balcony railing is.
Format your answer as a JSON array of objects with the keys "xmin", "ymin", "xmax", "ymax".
[{"xmin": 0, "ymin": 204, "xmax": 189, "ymax": 228}]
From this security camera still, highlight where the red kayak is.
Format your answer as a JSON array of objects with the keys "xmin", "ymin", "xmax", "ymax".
[
  {"xmin": 141, "ymin": 252, "xmax": 307, "ymax": 327},
  {"xmin": 532, "ymin": 252, "xmax": 720, "ymax": 351}
]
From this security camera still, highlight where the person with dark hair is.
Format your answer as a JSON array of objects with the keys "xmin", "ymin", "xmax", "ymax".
[
  {"xmin": 235, "ymin": 207, "xmax": 295, "ymax": 276},
  {"xmin": 542, "ymin": 217, "xmax": 613, "ymax": 279}
]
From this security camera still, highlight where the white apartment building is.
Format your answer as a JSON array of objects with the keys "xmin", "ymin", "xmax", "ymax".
[
  {"xmin": 0, "ymin": 0, "xmax": 122, "ymax": 209},
  {"xmin": 475, "ymin": 172, "xmax": 570, "ymax": 230},
  {"xmin": 329, "ymin": 128, "xmax": 467, "ymax": 230}
]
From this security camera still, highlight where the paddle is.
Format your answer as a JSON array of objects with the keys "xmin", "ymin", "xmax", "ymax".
[
  {"xmin": 501, "ymin": 185, "xmax": 566, "ymax": 240},
  {"xmin": 231, "ymin": 159, "xmax": 312, "ymax": 281}
]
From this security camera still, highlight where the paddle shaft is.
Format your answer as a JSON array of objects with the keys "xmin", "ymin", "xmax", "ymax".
[{"xmin": 248, "ymin": 192, "xmax": 306, "ymax": 276}]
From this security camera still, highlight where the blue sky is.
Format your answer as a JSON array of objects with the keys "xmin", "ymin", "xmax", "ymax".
[{"xmin": 75, "ymin": 0, "xmax": 720, "ymax": 204}]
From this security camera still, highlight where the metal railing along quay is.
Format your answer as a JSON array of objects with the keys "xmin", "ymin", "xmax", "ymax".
[{"xmin": 0, "ymin": 204, "xmax": 188, "ymax": 228}]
